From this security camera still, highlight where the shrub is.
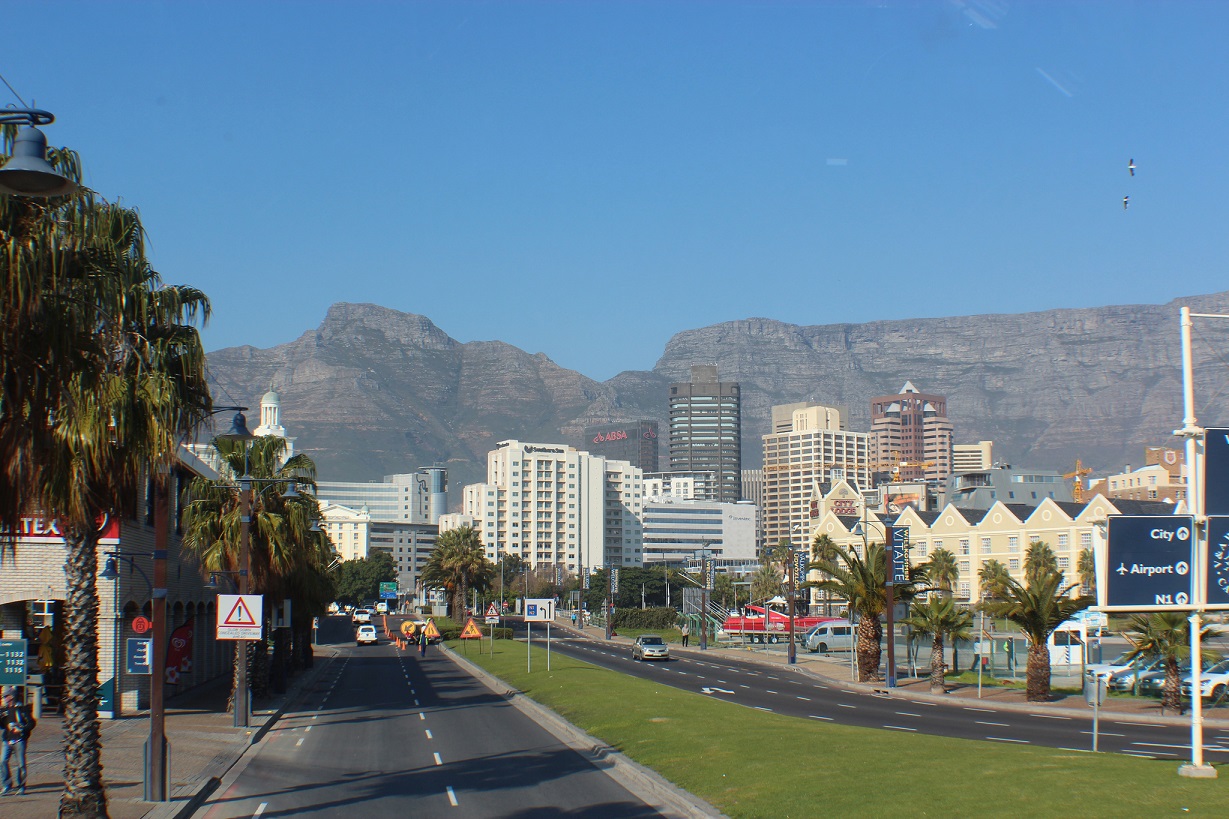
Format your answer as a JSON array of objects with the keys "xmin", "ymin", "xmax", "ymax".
[{"xmin": 612, "ymin": 607, "xmax": 679, "ymax": 630}]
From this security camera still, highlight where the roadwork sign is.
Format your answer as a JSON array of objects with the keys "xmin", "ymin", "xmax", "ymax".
[
  {"xmin": 400, "ymin": 620, "xmax": 417, "ymax": 637},
  {"xmin": 423, "ymin": 620, "xmax": 441, "ymax": 640},
  {"xmin": 460, "ymin": 618, "xmax": 483, "ymax": 639},
  {"xmin": 216, "ymin": 594, "xmax": 263, "ymax": 640}
]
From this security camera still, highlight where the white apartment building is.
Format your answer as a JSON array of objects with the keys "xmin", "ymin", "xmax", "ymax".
[
  {"xmin": 462, "ymin": 440, "xmax": 643, "ymax": 575},
  {"xmin": 953, "ymin": 440, "xmax": 994, "ymax": 473},
  {"xmin": 320, "ymin": 501, "xmax": 437, "ymax": 598},
  {"xmin": 762, "ymin": 402, "xmax": 870, "ymax": 550},
  {"xmin": 641, "ymin": 497, "xmax": 758, "ymax": 568}
]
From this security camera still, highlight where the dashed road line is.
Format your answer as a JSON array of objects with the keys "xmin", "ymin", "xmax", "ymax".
[
  {"xmin": 426, "ymin": 730, "xmax": 433, "ymax": 739},
  {"xmin": 1029, "ymin": 714, "xmax": 1071, "ymax": 720},
  {"xmin": 253, "ymin": 803, "xmax": 268, "ymax": 817},
  {"xmin": 986, "ymin": 737, "xmax": 1029, "ymax": 744},
  {"xmin": 808, "ymin": 715, "xmax": 833, "ymax": 721},
  {"xmin": 447, "ymin": 786, "xmax": 459, "ymax": 806},
  {"xmin": 885, "ymin": 725, "xmax": 916, "ymax": 732},
  {"xmin": 434, "ymin": 752, "xmax": 443, "ymax": 765},
  {"xmin": 975, "ymin": 721, "xmax": 1009, "ymax": 727}
]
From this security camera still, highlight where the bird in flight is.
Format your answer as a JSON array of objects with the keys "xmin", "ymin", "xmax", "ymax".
[
  {"xmin": 1123, "ymin": 195, "xmax": 1130, "ymax": 210},
  {"xmin": 1128, "ymin": 158, "xmax": 1136, "ymax": 176}
]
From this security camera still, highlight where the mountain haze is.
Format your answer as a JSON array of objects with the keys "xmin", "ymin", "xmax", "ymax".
[{"xmin": 205, "ymin": 293, "xmax": 1229, "ymax": 504}]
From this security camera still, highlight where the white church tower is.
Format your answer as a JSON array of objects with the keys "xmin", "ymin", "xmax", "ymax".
[{"xmin": 253, "ymin": 389, "xmax": 296, "ymax": 461}]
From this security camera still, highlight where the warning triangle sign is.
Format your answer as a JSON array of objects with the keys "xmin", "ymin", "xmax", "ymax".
[
  {"xmin": 223, "ymin": 597, "xmax": 258, "ymax": 627},
  {"xmin": 460, "ymin": 618, "xmax": 483, "ymax": 639},
  {"xmin": 423, "ymin": 619, "xmax": 441, "ymax": 639},
  {"xmin": 485, "ymin": 603, "xmax": 500, "ymax": 617}
]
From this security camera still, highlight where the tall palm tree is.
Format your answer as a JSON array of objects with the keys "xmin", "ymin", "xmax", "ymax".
[
  {"xmin": 978, "ymin": 558, "xmax": 1010, "ymax": 601},
  {"xmin": 981, "ymin": 571, "xmax": 1089, "ymax": 701},
  {"xmin": 1121, "ymin": 612, "xmax": 1220, "ymax": 714},
  {"xmin": 811, "ymin": 534, "xmax": 840, "ymax": 616},
  {"xmin": 902, "ymin": 596, "xmax": 974, "ymax": 694},
  {"xmin": 1024, "ymin": 540, "xmax": 1060, "ymax": 586},
  {"xmin": 810, "ymin": 542, "xmax": 918, "ymax": 682},
  {"xmin": 1077, "ymin": 548, "xmax": 1096, "ymax": 596},
  {"xmin": 181, "ymin": 436, "xmax": 331, "ymax": 705},
  {"xmin": 421, "ymin": 526, "xmax": 494, "ymax": 619},
  {"xmin": 4, "ymin": 141, "xmax": 212, "ymax": 818},
  {"xmin": 925, "ymin": 548, "xmax": 959, "ymax": 597},
  {"xmin": 749, "ymin": 562, "xmax": 783, "ymax": 607}
]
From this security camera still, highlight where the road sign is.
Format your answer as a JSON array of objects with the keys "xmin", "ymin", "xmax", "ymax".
[
  {"xmin": 379, "ymin": 581, "xmax": 398, "ymax": 600},
  {"xmin": 485, "ymin": 603, "xmax": 499, "ymax": 617},
  {"xmin": 1206, "ymin": 516, "xmax": 1229, "ymax": 609},
  {"xmin": 525, "ymin": 598, "xmax": 554, "ymax": 622},
  {"xmin": 460, "ymin": 618, "xmax": 483, "ymax": 639},
  {"xmin": 216, "ymin": 594, "xmax": 263, "ymax": 640},
  {"xmin": 131, "ymin": 616, "xmax": 152, "ymax": 634},
  {"xmin": 1104, "ymin": 515, "xmax": 1195, "ymax": 609},
  {"xmin": 887, "ymin": 526, "xmax": 909, "ymax": 585},
  {"xmin": 1204, "ymin": 428, "xmax": 1229, "ymax": 516},
  {"xmin": 423, "ymin": 620, "xmax": 441, "ymax": 640},
  {"xmin": 0, "ymin": 639, "xmax": 27, "ymax": 687},
  {"xmin": 400, "ymin": 620, "xmax": 417, "ymax": 637},
  {"xmin": 126, "ymin": 637, "xmax": 153, "ymax": 675}
]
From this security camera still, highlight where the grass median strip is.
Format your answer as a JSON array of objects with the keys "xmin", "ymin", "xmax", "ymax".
[{"xmin": 453, "ymin": 640, "xmax": 1229, "ymax": 818}]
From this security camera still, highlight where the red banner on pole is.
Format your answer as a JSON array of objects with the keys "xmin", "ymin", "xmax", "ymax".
[{"xmin": 165, "ymin": 619, "xmax": 194, "ymax": 685}]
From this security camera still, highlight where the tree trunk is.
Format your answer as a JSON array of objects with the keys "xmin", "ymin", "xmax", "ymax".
[
  {"xmin": 1162, "ymin": 658, "xmax": 1184, "ymax": 715},
  {"xmin": 856, "ymin": 616, "xmax": 882, "ymax": 682},
  {"xmin": 59, "ymin": 527, "xmax": 109, "ymax": 818},
  {"xmin": 1025, "ymin": 640, "xmax": 1052, "ymax": 702},
  {"xmin": 929, "ymin": 634, "xmax": 946, "ymax": 695}
]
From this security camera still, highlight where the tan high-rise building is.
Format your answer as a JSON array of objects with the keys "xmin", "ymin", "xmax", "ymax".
[
  {"xmin": 870, "ymin": 381, "xmax": 953, "ymax": 483},
  {"xmin": 762, "ymin": 402, "xmax": 870, "ymax": 550},
  {"xmin": 953, "ymin": 441, "xmax": 994, "ymax": 473}
]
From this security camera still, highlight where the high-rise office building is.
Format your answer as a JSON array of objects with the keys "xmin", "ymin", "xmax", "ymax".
[
  {"xmin": 762, "ymin": 402, "xmax": 870, "ymax": 549},
  {"xmin": 582, "ymin": 420, "xmax": 659, "ymax": 472},
  {"xmin": 870, "ymin": 381, "xmax": 953, "ymax": 483},
  {"xmin": 668, "ymin": 365, "xmax": 741, "ymax": 503}
]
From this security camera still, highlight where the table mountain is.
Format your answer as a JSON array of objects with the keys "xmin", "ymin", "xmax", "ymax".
[{"xmin": 204, "ymin": 293, "xmax": 1229, "ymax": 503}]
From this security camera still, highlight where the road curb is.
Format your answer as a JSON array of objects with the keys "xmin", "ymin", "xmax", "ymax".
[
  {"xmin": 442, "ymin": 644, "xmax": 727, "ymax": 819},
  {"xmin": 142, "ymin": 648, "xmax": 341, "ymax": 819}
]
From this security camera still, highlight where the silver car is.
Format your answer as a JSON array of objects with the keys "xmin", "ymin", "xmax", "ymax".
[{"xmin": 631, "ymin": 635, "xmax": 670, "ymax": 661}]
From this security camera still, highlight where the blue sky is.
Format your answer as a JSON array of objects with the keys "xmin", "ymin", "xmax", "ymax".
[{"xmin": 6, "ymin": 1, "xmax": 1228, "ymax": 381}]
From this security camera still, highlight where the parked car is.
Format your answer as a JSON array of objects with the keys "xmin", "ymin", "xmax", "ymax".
[
  {"xmin": 1182, "ymin": 658, "xmax": 1229, "ymax": 702},
  {"xmin": 1137, "ymin": 659, "xmax": 1213, "ymax": 698},
  {"xmin": 1085, "ymin": 651, "xmax": 1138, "ymax": 682},
  {"xmin": 804, "ymin": 621, "xmax": 854, "ymax": 654},
  {"xmin": 1106, "ymin": 657, "xmax": 1165, "ymax": 693},
  {"xmin": 356, "ymin": 624, "xmax": 378, "ymax": 646},
  {"xmin": 631, "ymin": 635, "xmax": 670, "ymax": 661},
  {"xmin": 353, "ymin": 608, "xmax": 372, "ymax": 625}
]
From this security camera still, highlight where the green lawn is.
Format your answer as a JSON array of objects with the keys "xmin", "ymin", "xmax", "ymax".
[{"xmin": 451, "ymin": 640, "xmax": 1229, "ymax": 818}]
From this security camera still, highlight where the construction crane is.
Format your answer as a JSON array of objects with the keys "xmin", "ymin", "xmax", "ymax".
[
  {"xmin": 894, "ymin": 461, "xmax": 936, "ymax": 481},
  {"xmin": 1064, "ymin": 459, "xmax": 1093, "ymax": 503}
]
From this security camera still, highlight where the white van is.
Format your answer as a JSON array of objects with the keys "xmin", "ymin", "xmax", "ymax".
[
  {"xmin": 375, "ymin": 601, "xmax": 389, "ymax": 615},
  {"xmin": 804, "ymin": 621, "xmax": 854, "ymax": 654}
]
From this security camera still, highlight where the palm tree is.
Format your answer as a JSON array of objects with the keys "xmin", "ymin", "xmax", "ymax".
[
  {"xmin": 4, "ymin": 145, "xmax": 212, "ymax": 818},
  {"xmin": 421, "ymin": 526, "xmax": 494, "ymax": 619},
  {"xmin": 1077, "ymin": 548, "xmax": 1096, "ymax": 596},
  {"xmin": 981, "ymin": 571, "xmax": 1089, "ymax": 701},
  {"xmin": 181, "ymin": 436, "xmax": 332, "ymax": 705},
  {"xmin": 1024, "ymin": 540, "xmax": 1060, "ymax": 586},
  {"xmin": 1121, "ymin": 612, "xmax": 1220, "ymax": 714},
  {"xmin": 925, "ymin": 548, "xmax": 959, "ymax": 597},
  {"xmin": 902, "ymin": 596, "xmax": 974, "ymax": 694},
  {"xmin": 978, "ymin": 559, "xmax": 1010, "ymax": 601},
  {"xmin": 811, "ymin": 534, "xmax": 840, "ymax": 616},
  {"xmin": 810, "ymin": 542, "xmax": 917, "ymax": 682},
  {"xmin": 749, "ymin": 562, "xmax": 783, "ymax": 607}
]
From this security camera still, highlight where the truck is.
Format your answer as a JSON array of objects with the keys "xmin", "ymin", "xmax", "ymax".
[{"xmin": 718, "ymin": 605, "xmax": 840, "ymax": 644}]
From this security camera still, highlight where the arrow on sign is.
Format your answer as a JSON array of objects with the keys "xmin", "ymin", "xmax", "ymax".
[
  {"xmin": 223, "ymin": 598, "xmax": 258, "ymax": 627},
  {"xmin": 700, "ymin": 687, "xmax": 734, "ymax": 696}
]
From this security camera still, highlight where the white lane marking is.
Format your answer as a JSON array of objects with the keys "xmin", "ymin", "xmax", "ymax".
[
  {"xmin": 797, "ymin": 696, "xmax": 811, "ymax": 701},
  {"xmin": 447, "ymin": 786, "xmax": 459, "ymax": 807},
  {"xmin": 415, "ymin": 699, "xmax": 420, "ymax": 706},
  {"xmin": 717, "ymin": 680, "xmax": 729, "ymax": 684},
  {"xmin": 296, "ymin": 738, "xmax": 304, "ymax": 747},
  {"xmin": 304, "ymin": 726, "xmax": 311, "ymax": 732},
  {"xmin": 767, "ymin": 690, "xmax": 778, "ymax": 695},
  {"xmin": 1081, "ymin": 731, "xmax": 1125, "ymax": 737},
  {"xmin": 312, "ymin": 715, "xmax": 318, "ymax": 720},
  {"xmin": 739, "ymin": 685, "xmax": 750, "ymax": 689},
  {"xmin": 808, "ymin": 715, "xmax": 833, "ymax": 721},
  {"xmin": 434, "ymin": 752, "xmax": 443, "ymax": 765},
  {"xmin": 1029, "ymin": 714, "xmax": 1071, "ymax": 720},
  {"xmin": 837, "ymin": 704, "xmax": 856, "ymax": 709},
  {"xmin": 419, "ymin": 712, "xmax": 425, "ymax": 720},
  {"xmin": 767, "ymin": 676, "xmax": 780, "ymax": 680},
  {"xmin": 1132, "ymin": 741, "xmax": 1203, "ymax": 750},
  {"xmin": 426, "ymin": 730, "xmax": 433, "ymax": 739},
  {"xmin": 1123, "ymin": 752, "xmax": 1157, "ymax": 759},
  {"xmin": 908, "ymin": 701, "xmax": 938, "ymax": 707},
  {"xmin": 885, "ymin": 725, "xmax": 916, "ymax": 732},
  {"xmin": 975, "ymin": 721, "xmax": 1009, "ymax": 727},
  {"xmin": 1111, "ymin": 721, "xmax": 1166, "ymax": 728},
  {"xmin": 986, "ymin": 737, "xmax": 1029, "ymax": 744},
  {"xmin": 963, "ymin": 707, "xmax": 995, "ymax": 713},
  {"xmin": 753, "ymin": 706, "xmax": 773, "ymax": 712},
  {"xmin": 1058, "ymin": 747, "xmax": 1090, "ymax": 753},
  {"xmin": 253, "ymin": 804, "xmax": 268, "ymax": 818},
  {"xmin": 896, "ymin": 712, "xmax": 922, "ymax": 718}
]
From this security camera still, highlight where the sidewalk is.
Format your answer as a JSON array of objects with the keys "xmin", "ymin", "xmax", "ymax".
[
  {"xmin": 559, "ymin": 619, "xmax": 1229, "ymax": 728},
  {"xmin": 1, "ymin": 650, "xmax": 337, "ymax": 819}
]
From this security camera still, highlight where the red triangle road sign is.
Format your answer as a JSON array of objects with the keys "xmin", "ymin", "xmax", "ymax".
[
  {"xmin": 223, "ymin": 597, "xmax": 258, "ymax": 627},
  {"xmin": 485, "ymin": 603, "xmax": 500, "ymax": 617}
]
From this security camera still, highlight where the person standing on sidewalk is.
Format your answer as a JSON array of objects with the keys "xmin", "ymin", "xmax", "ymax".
[
  {"xmin": 680, "ymin": 623, "xmax": 690, "ymax": 648},
  {"xmin": 1, "ymin": 687, "xmax": 34, "ymax": 796}
]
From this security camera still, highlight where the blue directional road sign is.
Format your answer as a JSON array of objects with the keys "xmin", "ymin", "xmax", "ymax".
[
  {"xmin": 1206, "ymin": 516, "xmax": 1229, "ymax": 609},
  {"xmin": 886, "ymin": 526, "xmax": 909, "ymax": 585},
  {"xmin": 1105, "ymin": 515, "xmax": 1195, "ymax": 609},
  {"xmin": 0, "ymin": 639, "xmax": 27, "ymax": 686},
  {"xmin": 1206, "ymin": 429, "xmax": 1229, "ymax": 516},
  {"xmin": 126, "ymin": 637, "xmax": 153, "ymax": 676}
]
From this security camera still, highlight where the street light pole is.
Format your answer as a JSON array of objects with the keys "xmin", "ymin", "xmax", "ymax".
[
  {"xmin": 788, "ymin": 522, "xmax": 802, "ymax": 665},
  {"xmin": 235, "ymin": 475, "xmax": 252, "ymax": 728},
  {"xmin": 148, "ymin": 469, "xmax": 171, "ymax": 801}
]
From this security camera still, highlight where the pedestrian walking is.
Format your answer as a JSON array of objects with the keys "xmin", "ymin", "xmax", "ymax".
[
  {"xmin": 571, "ymin": 612, "xmax": 577, "ymax": 627},
  {"xmin": 1, "ymin": 687, "xmax": 34, "ymax": 796},
  {"xmin": 418, "ymin": 628, "xmax": 429, "ymax": 657},
  {"xmin": 680, "ymin": 623, "xmax": 690, "ymax": 648}
]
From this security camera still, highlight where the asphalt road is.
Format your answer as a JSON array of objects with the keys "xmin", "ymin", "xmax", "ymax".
[
  {"xmin": 520, "ymin": 621, "xmax": 1229, "ymax": 763},
  {"xmin": 193, "ymin": 616, "xmax": 661, "ymax": 818}
]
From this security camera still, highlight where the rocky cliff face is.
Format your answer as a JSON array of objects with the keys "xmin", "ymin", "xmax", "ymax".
[{"xmin": 204, "ymin": 294, "xmax": 1229, "ymax": 500}]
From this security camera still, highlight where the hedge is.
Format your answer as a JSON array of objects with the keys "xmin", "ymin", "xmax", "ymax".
[{"xmin": 611, "ymin": 607, "xmax": 679, "ymax": 630}]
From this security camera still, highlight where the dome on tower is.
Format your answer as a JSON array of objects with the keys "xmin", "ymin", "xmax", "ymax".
[{"xmin": 262, "ymin": 389, "xmax": 280, "ymax": 405}]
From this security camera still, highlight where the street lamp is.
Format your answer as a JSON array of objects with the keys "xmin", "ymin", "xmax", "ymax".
[
  {"xmin": 0, "ymin": 108, "xmax": 78, "ymax": 197},
  {"xmin": 787, "ymin": 523, "xmax": 804, "ymax": 665},
  {"xmin": 851, "ymin": 507, "xmax": 905, "ymax": 688}
]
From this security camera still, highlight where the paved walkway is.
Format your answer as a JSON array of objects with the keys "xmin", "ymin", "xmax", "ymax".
[{"xmin": 1, "ymin": 651, "xmax": 337, "ymax": 819}]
